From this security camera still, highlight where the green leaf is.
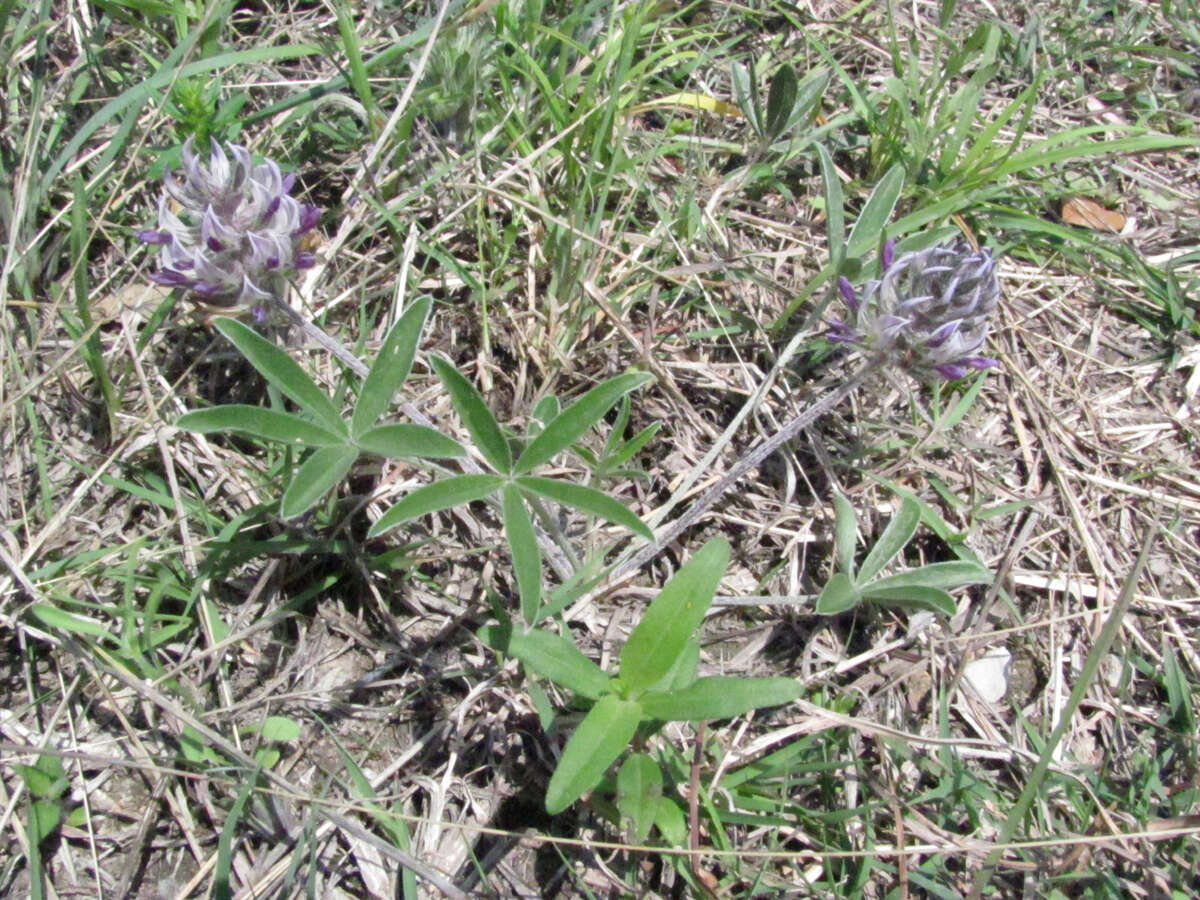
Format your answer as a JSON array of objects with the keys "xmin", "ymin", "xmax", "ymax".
[
  {"xmin": 644, "ymin": 637, "xmax": 700, "ymax": 695},
  {"xmin": 514, "ymin": 372, "xmax": 652, "ymax": 475},
  {"xmin": 15, "ymin": 757, "xmax": 67, "ymax": 800},
  {"xmin": 639, "ymin": 676, "xmax": 801, "ymax": 721},
  {"xmin": 860, "ymin": 584, "xmax": 957, "ymax": 616},
  {"xmin": 846, "ymin": 163, "xmax": 905, "ymax": 259},
  {"xmin": 545, "ymin": 695, "xmax": 642, "ymax": 814},
  {"xmin": 817, "ymin": 143, "xmax": 845, "ymax": 265},
  {"xmin": 815, "ymin": 572, "xmax": 861, "ymax": 615},
  {"xmin": 516, "ymin": 476, "xmax": 652, "ymax": 540},
  {"xmin": 478, "ymin": 622, "xmax": 611, "ymax": 699},
  {"xmin": 213, "ymin": 317, "xmax": 346, "ymax": 436},
  {"xmin": 177, "ymin": 406, "xmax": 348, "ymax": 447},
  {"xmin": 281, "ymin": 445, "xmax": 358, "ymax": 518},
  {"xmin": 1163, "ymin": 645, "xmax": 1195, "ymax": 732},
  {"xmin": 430, "ymin": 354, "xmax": 512, "ymax": 473},
  {"xmin": 367, "ymin": 474, "xmax": 505, "ymax": 537},
  {"xmin": 351, "ymin": 297, "xmax": 432, "ymax": 436},
  {"xmin": 257, "ymin": 716, "xmax": 301, "ymax": 742},
  {"xmin": 616, "ymin": 753, "xmax": 662, "ymax": 843},
  {"xmin": 833, "ymin": 492, "xmax": 857, "ymax": 577},
  {"xmin": 503, "ymin": 484, "xmax": 542, "ymax": 625},
  {"xmin": 764, "ymin": 63, "xmax": 798, "ymax": 140},
  {"xmin": 618, "ymin": 538, "xmax": 729, "ymax": 695},
  {"xmin": 865, "ymin": 561, "xmax": 992, "ymax": 593},
  {"xmin": 30, "ymin": 604, "xmax": 110, "ymax": 637},
  {"xmin": 29, "ymin": 799, "xmax": 62, "ymax": 845},
  {"xmin": 654, "ymin": 796, "xmax": 688, "ymax": 846},
  {"xmin": 857, "ymin": 497, "xmax": 921, "ymax": 583},
  {"xmin": 355, "ymin": 424, "xmax": 466, "ymax": 460},
  {"xmin": 730, "ymin": 61, "xmax": 761, "ymax": 135}
]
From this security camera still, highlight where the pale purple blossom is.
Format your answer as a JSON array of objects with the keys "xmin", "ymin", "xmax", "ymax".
[
  {"xmin": 138, "ymin": 138, "xmax": 320, "ymax": 310},
  {"xmin": 830, "ymin": 239, "xmax": 1000, "ymax": 380}
]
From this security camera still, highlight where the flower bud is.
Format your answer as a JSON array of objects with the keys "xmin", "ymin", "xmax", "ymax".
[{"xmin": 138, "ymin": 138, "xmax": 321, "ymax": 311}]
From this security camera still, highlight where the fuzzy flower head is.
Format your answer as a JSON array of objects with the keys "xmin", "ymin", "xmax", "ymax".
[
  {"xmin": 829, "ymin": 239, "xmax": 1000, "ymax": 380},
  {"xmin": 137, "ymin": 138, "xmax": 320, "ymax": 310}
]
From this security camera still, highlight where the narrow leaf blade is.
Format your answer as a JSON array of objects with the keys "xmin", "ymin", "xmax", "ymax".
[
  {"xmin": 764, "ymin": 63, "xmax": 798, "ymax": 139},
  {"xmin": 815, "ymin": 571, "xmax": 861, "ymax": 615},
  {"xmin": 846, "ymin": 164, "xmax": 905, "ymax": 259},
  {"xmin": 616, "ymin": 753, "xmax": 662, "ymax": 843},
  {"xmin": 857, "ymin": 497, "xmax": 921, "ymax": 583},
  {"xmin": 213, "ymin": 317, "xmax": 345, "ymax": 435},
  {"xmin": 640, "ymin": 676, "xmax": 801, "ymax": 721},
  {"xmin": 865, "ymin": 561, "xmax": 992, "ymax": 593},
  {"xmin": 833, "ymin": 492, "xmax": 857, "ymax": 577},
  {"xmin": 177, "ymin": 406, "xmax": 347, "ymax": 447},
  {"xmin": 356, "ymin": 424, "xmax": 466, "ymax": 460},
  {"xmin": 514, "ymin": 372, "xmax": 652, "ymax": 475},
  {"xmin": 351, "ymin": 297, "xmax": 432, "ymax": 436},
  {"xmin": 545, "ymin": 695, "xmax": 642, "ymax": 814},
  {"xmin": 861, "ymin": 584, "xmax": 958, "ymax": 616},
  {"xmin": 618, "ymin": 538, "xmax": 728, "ymax": 694},
  {"xmin": 516, "ymin": 476, "xmax": 652, "ymax": 540},
  {"xmin": 478, "ymin": 622, "xmax": 611, "ymax": 699},
  {"xmin": 367, "ymin": 474, "xmax": 504, "ymax": 537},
  {"xmin": 503, "ymin": 484, "xmax": 542, "ymax": 625},
  {"xmin": 281, "ymin": 445, "xmax": 357, "ymax": 518},
  {"xmin": 430, "ymin": 354, "xmax": 512, "ymax": 473}
]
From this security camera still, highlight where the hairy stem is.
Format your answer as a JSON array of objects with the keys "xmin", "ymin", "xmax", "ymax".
[{"xmin": 608, "ymin": 365, "xmax": 871, "ymax": 583}]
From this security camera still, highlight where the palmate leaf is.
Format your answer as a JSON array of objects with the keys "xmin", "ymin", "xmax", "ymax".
[
  {"xmin": 351, "ymin": 297, "xmax": 432, "ymax": 437},
  {"xmin": 281, "ymin": 445, "xmax": 358, "ymax": 518},
  {"xmin": 513, "ymin": 372, "xmax": 652, "ymax": 476},
  {"xmin": 503, "ymin": 484, "xmax": 542, "ymax": 625},
  {"xmin": 213, "ymin": 317, "xmax": 346, "ymax": 436},
  {"xmin": 430, "ymin": 354, "xmax": 512, "ymax": 473},
  {"xmin": 544, "ymin": 695, "xmax": 642, "ymax": 815},
  {"xmin": 367, "ymin": 474, "xmax": 504, "ymax": 538},
  {"xmin": 177, "ymin": 406, "xmax": 348, "ymax": 447},
  {"xmin": 617, "ymin": 538, "xmax": 728, "ymax": 695},
  {"xmin": 515, "ymin": 475, "xmax": 652, "ymax": 540}
]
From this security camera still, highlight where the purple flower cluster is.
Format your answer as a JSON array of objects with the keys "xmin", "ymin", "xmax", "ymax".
[
  {"xmin": 138, "ymin": 138, "xmax": 320, "ymax": 310},
  {"xmin": 829, "ymin": 240, "xmax": 1000, "ymax": 380}
]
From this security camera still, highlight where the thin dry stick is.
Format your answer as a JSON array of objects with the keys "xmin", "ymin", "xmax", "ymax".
[{"xmin": 607, "ymin": 365, "xmax": 872, "ymax": 584}]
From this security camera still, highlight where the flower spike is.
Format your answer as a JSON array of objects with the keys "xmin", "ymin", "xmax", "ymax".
[
  {"xmin": 828, "ymin": 239, "xmax": 1001, "ymax": 380},
  {"xmin": 137, "ymin": 137, "xmax": 321, "ymax": 312}
]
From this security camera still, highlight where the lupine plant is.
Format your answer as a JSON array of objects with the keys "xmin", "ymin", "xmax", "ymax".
[{"xmin": 143, "ymin": 135, "xmax": 1004, "ymax": 834}]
